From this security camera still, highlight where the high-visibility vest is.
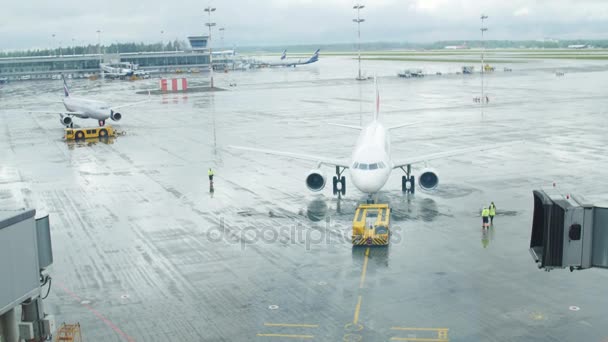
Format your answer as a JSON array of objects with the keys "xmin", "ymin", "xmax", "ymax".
[
  {"xmin": 482, "ymin": 208, "xmax": 490, "ymax": 217},
  {"xmin": 489, "ymin": 205, "xmax": 496, "ymax": 216},
  {"xmin": 208, "ymin": 169, "xmax": 214, "ymax": 176}
]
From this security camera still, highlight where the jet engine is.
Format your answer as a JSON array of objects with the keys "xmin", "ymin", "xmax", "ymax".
[
  {"xmin": 110, "ymin": 110, "xmax": 122, "ymax": 121},
  {"xmin": 418, "ymin": 169, "xmax": 439, "ymax": 191},
  {"xmin": 306, "ymin": 170, "xmax": 327, "ymax": 192},
  {"xmin": 60, "ymin": 115, "xmax": 72, "ymax": 127}
]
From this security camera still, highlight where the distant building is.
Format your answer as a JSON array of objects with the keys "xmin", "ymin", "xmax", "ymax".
[
  {"xmin": 444, "ymin": 43, "xmax": 469, "ymax": 50},
  {"xmin": 567, "ymin": 44, "xmax": 588, "ymax": 49},
  {"xmin": 0, "ymin": 35, "xmax": 234, "ymax": 81}
]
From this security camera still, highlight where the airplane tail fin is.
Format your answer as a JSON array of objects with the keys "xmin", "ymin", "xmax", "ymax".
[
  {"xmin": 374, "ymin": 76, "xmax": 380, "ymax": 121},
  {"xmin": 308, "ymin": 49, "xmax": 320, "ymax": 63},
  {"xmin": 281, "ymin": 50, "xmax": 287, "ymax": 60},
  {"xmin": 62, "ymin": 74, "xmax": 70, "ymax": 97}
]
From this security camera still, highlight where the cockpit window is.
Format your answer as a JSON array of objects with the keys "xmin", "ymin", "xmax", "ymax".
[{"xmin": 354, "ymin": 162, "xmax": 386, "ymax": 170}]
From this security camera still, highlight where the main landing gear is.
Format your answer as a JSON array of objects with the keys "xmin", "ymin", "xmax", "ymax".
[
  {"xmin": 332, "ymin": 166, "xmax": 346, "ymax": 198},
  {"xmin": 98, "ymin": 120, "xmax": 106, "ymax": 127},
  {"xmin": 400, "ymin": 164, "xmax": 415, "ymax": 194}
]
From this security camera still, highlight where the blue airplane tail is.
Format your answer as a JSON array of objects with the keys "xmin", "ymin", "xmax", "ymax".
[
  {"xmin": 281, "ymin": 50, "xmax": 287, "ymax": 60},
  {"xmin": 307, "ymin": 49, "xmax": 320, "ymax": 63},
  {"xmin": 62, "ymin": 74, "xmax": 70, "ymax": 97}
]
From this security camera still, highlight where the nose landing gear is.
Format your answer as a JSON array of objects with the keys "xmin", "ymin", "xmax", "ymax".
[
  {"xmin": 332, "ymin": 166, "xmax": 346, "ymax": 198},
  {"xmin": 400, "ymin": 164, "xmax": 415, "ymax": 194}
]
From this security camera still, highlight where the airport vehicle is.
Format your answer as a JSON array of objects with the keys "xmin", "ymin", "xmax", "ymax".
[
  {"xmin": 484, "ymin": 64, "xmax": 495, "ymax": 72},
  {"xmin": 352, "ymin": 203, "xmax": 390, "ymax": 246},
  {"xmin": 0, "ymin": 77, "xmax": 7, "ymax": 84},
  {"xmin": 252, "ymin": 49, "xmax": 320, "ymax": 68},
  {"xmin": 100, "ymin": 62, "xmax": 135, "ymax": 78},
  {"xmin": 230, "ymin": 78, "xmax": 511, "ymax": 201},
  {"xmin": 462, "ymin": 66, "xmax": 474, "ymax": 74},
  {"xmin": 398, "ymin": 69, "xmax": 424, "ymax": 78},
  {"xmin": 65, "ymin": 125, "xmax": 115, "ymax": 140},
  {"xmin": 32, "ymin": 76, "xmax": 148, "ymax": 127}
]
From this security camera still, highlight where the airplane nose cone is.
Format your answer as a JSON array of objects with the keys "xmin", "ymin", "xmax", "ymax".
[{"xmin": 351, "ymin": 170, "xmax": 383, "ymax": 194}]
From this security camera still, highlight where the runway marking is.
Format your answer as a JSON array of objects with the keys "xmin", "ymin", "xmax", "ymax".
[
  {"xmin": 56, "ymin": 281, "xmax": 135, "ymax": 342},
  {"xmin": 390, "ymin": 338, "xmax": 448, "ymax": 342},
  {"xmin": 256, "ymin": 333, "xmax": 314, "ymax": 339},
  {"xmin": 264, "ymin": 323, "xmax": 319, "ymax": 328},
  {"xmin": 390, "ymin": 327, "xmax": 449, "ymax": 342},
  {"xmin": 353, "ymin": 295, "xmax": 363, "ymax": 325},
  {"xmin": 359, "ymin": 247, "xmax": 370, "ymax": 288},
  {"xmin": 391, "ymin": 328, "xmax": 449, "ymax": 332}
]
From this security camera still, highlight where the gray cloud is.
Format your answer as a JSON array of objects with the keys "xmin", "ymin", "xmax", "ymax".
[{"xmin": 1, "ymin": 0, "xmax": 608, "ymax": 50}]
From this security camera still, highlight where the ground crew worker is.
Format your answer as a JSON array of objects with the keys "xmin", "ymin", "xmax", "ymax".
[
  {"xmin": 489, "ymin": 202, "xmax": 496, "ymax": 224},
  {"xmin": 208, "ymin": 168, "xmax": 214, "ymax": 182},
  {"xmin": 481, "ymin": 207, "xmax": 490, "ymax": 228}
]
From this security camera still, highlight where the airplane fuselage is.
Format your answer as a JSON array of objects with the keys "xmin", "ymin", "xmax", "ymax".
[
  {"xmin": 63, "ymin": 97, "xmax": 111, "ymax": 121},
  {"xmin": 349, "ymin": 121, "xmax": 392, "ymax": 194}
]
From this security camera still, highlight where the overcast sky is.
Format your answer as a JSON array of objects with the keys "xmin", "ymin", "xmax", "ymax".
[{"xmin": 2, "ymin": 0, "xmax": 608, "ymax": 50}]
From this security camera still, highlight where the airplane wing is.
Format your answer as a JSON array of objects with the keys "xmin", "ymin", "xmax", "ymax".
[
  {"xmin": 228, "ymin": 145, "xmax": 350, "ymax": 168},
  {"xmin": 327, "ymin": 123, "xmax": 362, "ymax": 130},
  {"xmin": 388, "ymin": 122, "xmax": 419, "ymax": 131},
  {"xmin": 110, "ymin": 98, "xmax": 150, "ymax": 111},
  {"xmin": 392, "ymin": 140, "xmax": 522, "ymax": 169},
  {"xmin": 24, "ymin": 110, "xmax": 89, "ymax": 118}
]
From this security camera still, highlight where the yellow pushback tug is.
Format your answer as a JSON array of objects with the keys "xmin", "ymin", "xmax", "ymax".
[
  {"xmin": 352, "ymin": 203, "xmax": 391, "ymax": 246},
  {"xmin": 65, "ymin": 126, "xmax": 115, "ymax": 140}
]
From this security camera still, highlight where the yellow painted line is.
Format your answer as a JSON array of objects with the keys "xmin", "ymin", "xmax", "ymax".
[
  {"xmin": 390, "ymin": 338, "xmax": 448, "ymax": 342},
  {"xmin": 353, "ymin": 295, "xmax": 362, "ymax": 325},
  {"xmin": 257, "ymin": 333, "xmax": 314, "ymax": 339},
  {"xmin": 359, "ymin": 247, "xmax": 370, "ymax": 288},
  {"xmin": 263, "ymin": 323, "xmax": 319, "ymax": 328},
  {"xmin": 391, "ymin": 328, "xmax": 449, "ymax": 332}
]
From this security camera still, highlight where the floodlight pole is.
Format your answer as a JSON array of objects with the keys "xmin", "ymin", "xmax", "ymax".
[
  {"xmin": 480, "ymin": 15, "xmax": 488, "ymax": 104},
  {"xmin": 219, "ymin": 27, "xmax": 225, "ymax": 51},
  {"xmin": 205, "ymin": 6, "xmax": 216, "ymax": 88},
  {"xmin": 51, "ymin": 34, "xmax": 56, "ymax": 56},
  {"xmin": 96, "ymin": 30, "xmax": 102, "ymax": 67},
  {"xmin": 353, "ymin": 4, "xmax": 365, "ymax": 80}
]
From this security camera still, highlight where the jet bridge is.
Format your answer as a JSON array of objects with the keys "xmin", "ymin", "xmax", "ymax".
[
  {"xmin": 0, "ymin": 209, "xmax": 54, "ymax": 342},
  {"xmin": 529, "ymin": 189, "xmax": 608, "ymax": 271}
]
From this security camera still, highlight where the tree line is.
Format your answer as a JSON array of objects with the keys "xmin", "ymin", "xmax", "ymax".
[{"xmin": 0, "ymin": 40, "xmax": 188, "ymax": 58}]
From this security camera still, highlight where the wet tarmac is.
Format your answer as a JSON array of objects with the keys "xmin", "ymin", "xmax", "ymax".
[{"xmin": 2, "ymin": 56, "xmax": 608, "ymax": 341}]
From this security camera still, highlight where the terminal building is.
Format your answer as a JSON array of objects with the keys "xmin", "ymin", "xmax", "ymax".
[{"xmin": 0, "ymin": 36, "xmax": 235, "ymax": 81}]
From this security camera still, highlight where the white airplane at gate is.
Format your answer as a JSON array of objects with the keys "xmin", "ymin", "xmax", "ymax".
[
  {"xmin": 230, "ymin": 78, "xmax": 512, "ymax": 200},
  {"xmin": 35, "ymin": 76, "xmax": 149, "ymax": 127}
]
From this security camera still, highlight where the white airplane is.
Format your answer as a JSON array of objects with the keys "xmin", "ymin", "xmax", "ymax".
[
  {"xmin": 230, "ymin": 78, "xmax": 515, "ymax": 202},
  {"xmin": 38, "ymin": 76, "xmax": 148, "ymax": 127},
  {"xmin": 252, "ymin": 49, "xmax": 320, "ymax": 68}
]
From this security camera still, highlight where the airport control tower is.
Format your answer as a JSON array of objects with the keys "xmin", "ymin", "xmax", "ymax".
[{"xmin": 187, "ymin": 36, "xmax": 209, "ymax": 51}]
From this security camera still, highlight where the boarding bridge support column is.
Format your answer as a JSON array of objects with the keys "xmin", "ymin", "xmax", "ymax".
[
  {"xmin": 21, "ymin": 298, "xmax": 45, "ymax": 339},
  {"xmin": 0, "ymin": 308, "xmax": 18, "ymax": 342}
]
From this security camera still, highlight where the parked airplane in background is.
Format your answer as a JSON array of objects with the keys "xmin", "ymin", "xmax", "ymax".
[
  {"xmin": 230, "ymin": 78, "xmax": 514, "ymax": 202},
  {"xmin": 33, "ymin": 77, "xmax": 148, "ymax": 127},
  {"xmin": 252, "ymin": 49, "xmax": 320, "ymax": 68}
]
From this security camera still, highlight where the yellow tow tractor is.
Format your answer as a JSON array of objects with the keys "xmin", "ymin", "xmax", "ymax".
[
  {"xmin": 65, "ymin": 126, "xmax": 115, "ymax": 141},
  {"xmin": 352, "ymin": 203, "xmax": 391, "ymax": 246}
]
